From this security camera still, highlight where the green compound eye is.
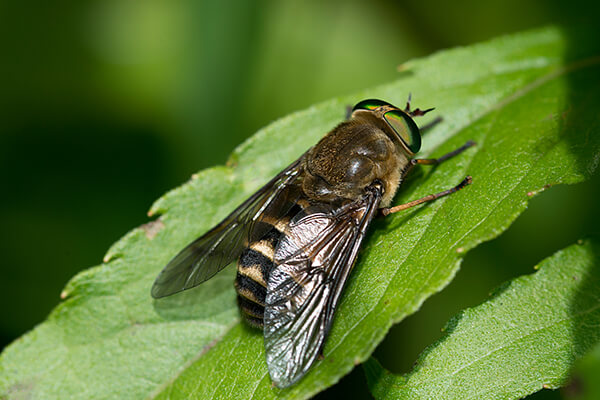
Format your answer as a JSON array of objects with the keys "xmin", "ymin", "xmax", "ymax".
[
  {"xmin": 352, "ymin": 99, "xmax": 393, "ymax": 111},
  {"xmin": 383, "ymin": 109, "xmax": 422, "ymax": 154}
]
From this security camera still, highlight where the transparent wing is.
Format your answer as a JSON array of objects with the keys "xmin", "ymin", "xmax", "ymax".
[
  {"xmin": 264, "ymin": 185, "xmax": 383, "ymax": 388},
  {"xmin": 151, "ymin": 154, "xmax": 306, "ymax": 299}
]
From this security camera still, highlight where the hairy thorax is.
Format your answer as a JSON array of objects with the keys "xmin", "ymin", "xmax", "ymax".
[{"xmin": 302, "ymin": 120, "xmax": 410, "ymax": 207}]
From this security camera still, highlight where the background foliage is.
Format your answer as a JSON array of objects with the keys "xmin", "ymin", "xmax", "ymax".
[
  {"xmin": 365, "ymin": 240, "xmax": 600, "ymax": 399},
  {"xmin": 1, "ymin": 1, "xmax": 600, "ymax": 399}
]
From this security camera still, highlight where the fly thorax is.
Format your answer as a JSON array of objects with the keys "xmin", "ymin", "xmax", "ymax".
[{"xmin": 303, "ymin": 125, "xmax": 407, "ymax": 205}]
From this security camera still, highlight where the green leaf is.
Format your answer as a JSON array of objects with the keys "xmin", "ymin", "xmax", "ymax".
[
  {"xmin": 1, "ymin": 27, "xmax": 600, "ymax": 400},
  {"xmin": 364, "ymin": 239, "xmax": 600, "ymax": 400}
]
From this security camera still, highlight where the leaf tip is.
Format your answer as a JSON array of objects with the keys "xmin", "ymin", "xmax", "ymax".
[
  {"xmin": 148, "ymin": 202, "xmax": 167, "ymax": 218},
  {"xmin": 103, "ymin": 251, "xmax": 121, "ymax": 263}
]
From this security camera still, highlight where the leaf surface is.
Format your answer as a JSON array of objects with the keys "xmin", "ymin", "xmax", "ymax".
[{"xmin": 364, "ymin": 239, "xmax": 600, "ymax": 400}]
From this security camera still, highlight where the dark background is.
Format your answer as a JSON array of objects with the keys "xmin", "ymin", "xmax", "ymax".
[{"xmin": 1, "ymin": 1, "xmax": 599, "ymax": 398}]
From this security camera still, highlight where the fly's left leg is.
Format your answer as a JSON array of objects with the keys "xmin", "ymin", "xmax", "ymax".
[
  {"xmin": 411, "ymin": 140, "xmax": 476, "ymax": 167},
  {"xmin": 401, "ymin": 140, "xmax": 476, "ymax": 178},
  {"xmin": 418, "ymin": 116, "xmax": 443, "ymax": 133},
  {"xmin": 380, "ymin": 176, "xmax": 472, "ymax": 216}
]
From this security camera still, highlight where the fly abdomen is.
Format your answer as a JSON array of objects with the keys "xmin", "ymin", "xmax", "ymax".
[
  {"xmin": 235, "ymin": 274, "xmax": 267, "ymax": 328},
  {"xmin": 235, "ymin": 225, "xmax": 283, "ymax": 328},
  {"xmin": 235, "ymin": 201, "xmax": 307, "ymax": 328}
]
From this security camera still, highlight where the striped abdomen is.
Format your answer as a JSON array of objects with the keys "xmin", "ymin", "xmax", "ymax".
[
  {"xmin": 235, "ymin": 225, "xmax": 281, "ymax": 328},
  {"xmin": 234, "ymin": 199, "xmax": 309, "ymax": 328}
]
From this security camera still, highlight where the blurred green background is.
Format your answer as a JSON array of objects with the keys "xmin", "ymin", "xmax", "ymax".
[{"xmin": 1, "ymin": 0, "xmax": 599, "ymax": 398}]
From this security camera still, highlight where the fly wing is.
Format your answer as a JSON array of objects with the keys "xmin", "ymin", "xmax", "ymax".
[
  {"xmin": 151, "ymin": 154, "xmax": 306, "ymax": 299},
  {"xmin": 264, "ymin": 185, "xmax": 382, "ymax": 388}
]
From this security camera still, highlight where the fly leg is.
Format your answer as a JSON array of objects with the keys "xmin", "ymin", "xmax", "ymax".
[
  {"xmin": 418, "ymin": 116, "xmax": 443, "ymax": 133},
  {"xmin": 411, "ymin": 140, "xmax": 476, "ymax": 167},
  {"xmin": 380, "ymin": 176, "xmax": 472, "ymax": 216},
  {"xmin": 401, "ymin": 140, "xmax": 475, "ymax": 179}
]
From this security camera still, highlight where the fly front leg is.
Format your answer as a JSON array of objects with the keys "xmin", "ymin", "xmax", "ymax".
[
  {"xmin": 401, "ymin": 140, "xmax": 476, "ymax": 178},
  {"xmin": 411, "ymin": 140, "xmax": 476, "ymax": 166},
  {"xmin": 418, "ymin": 116, "xmax": 443, "ymax": 133},
  {"xmin": 380, "ymin": 176, "xmax": 472, "ymax": 216}
]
